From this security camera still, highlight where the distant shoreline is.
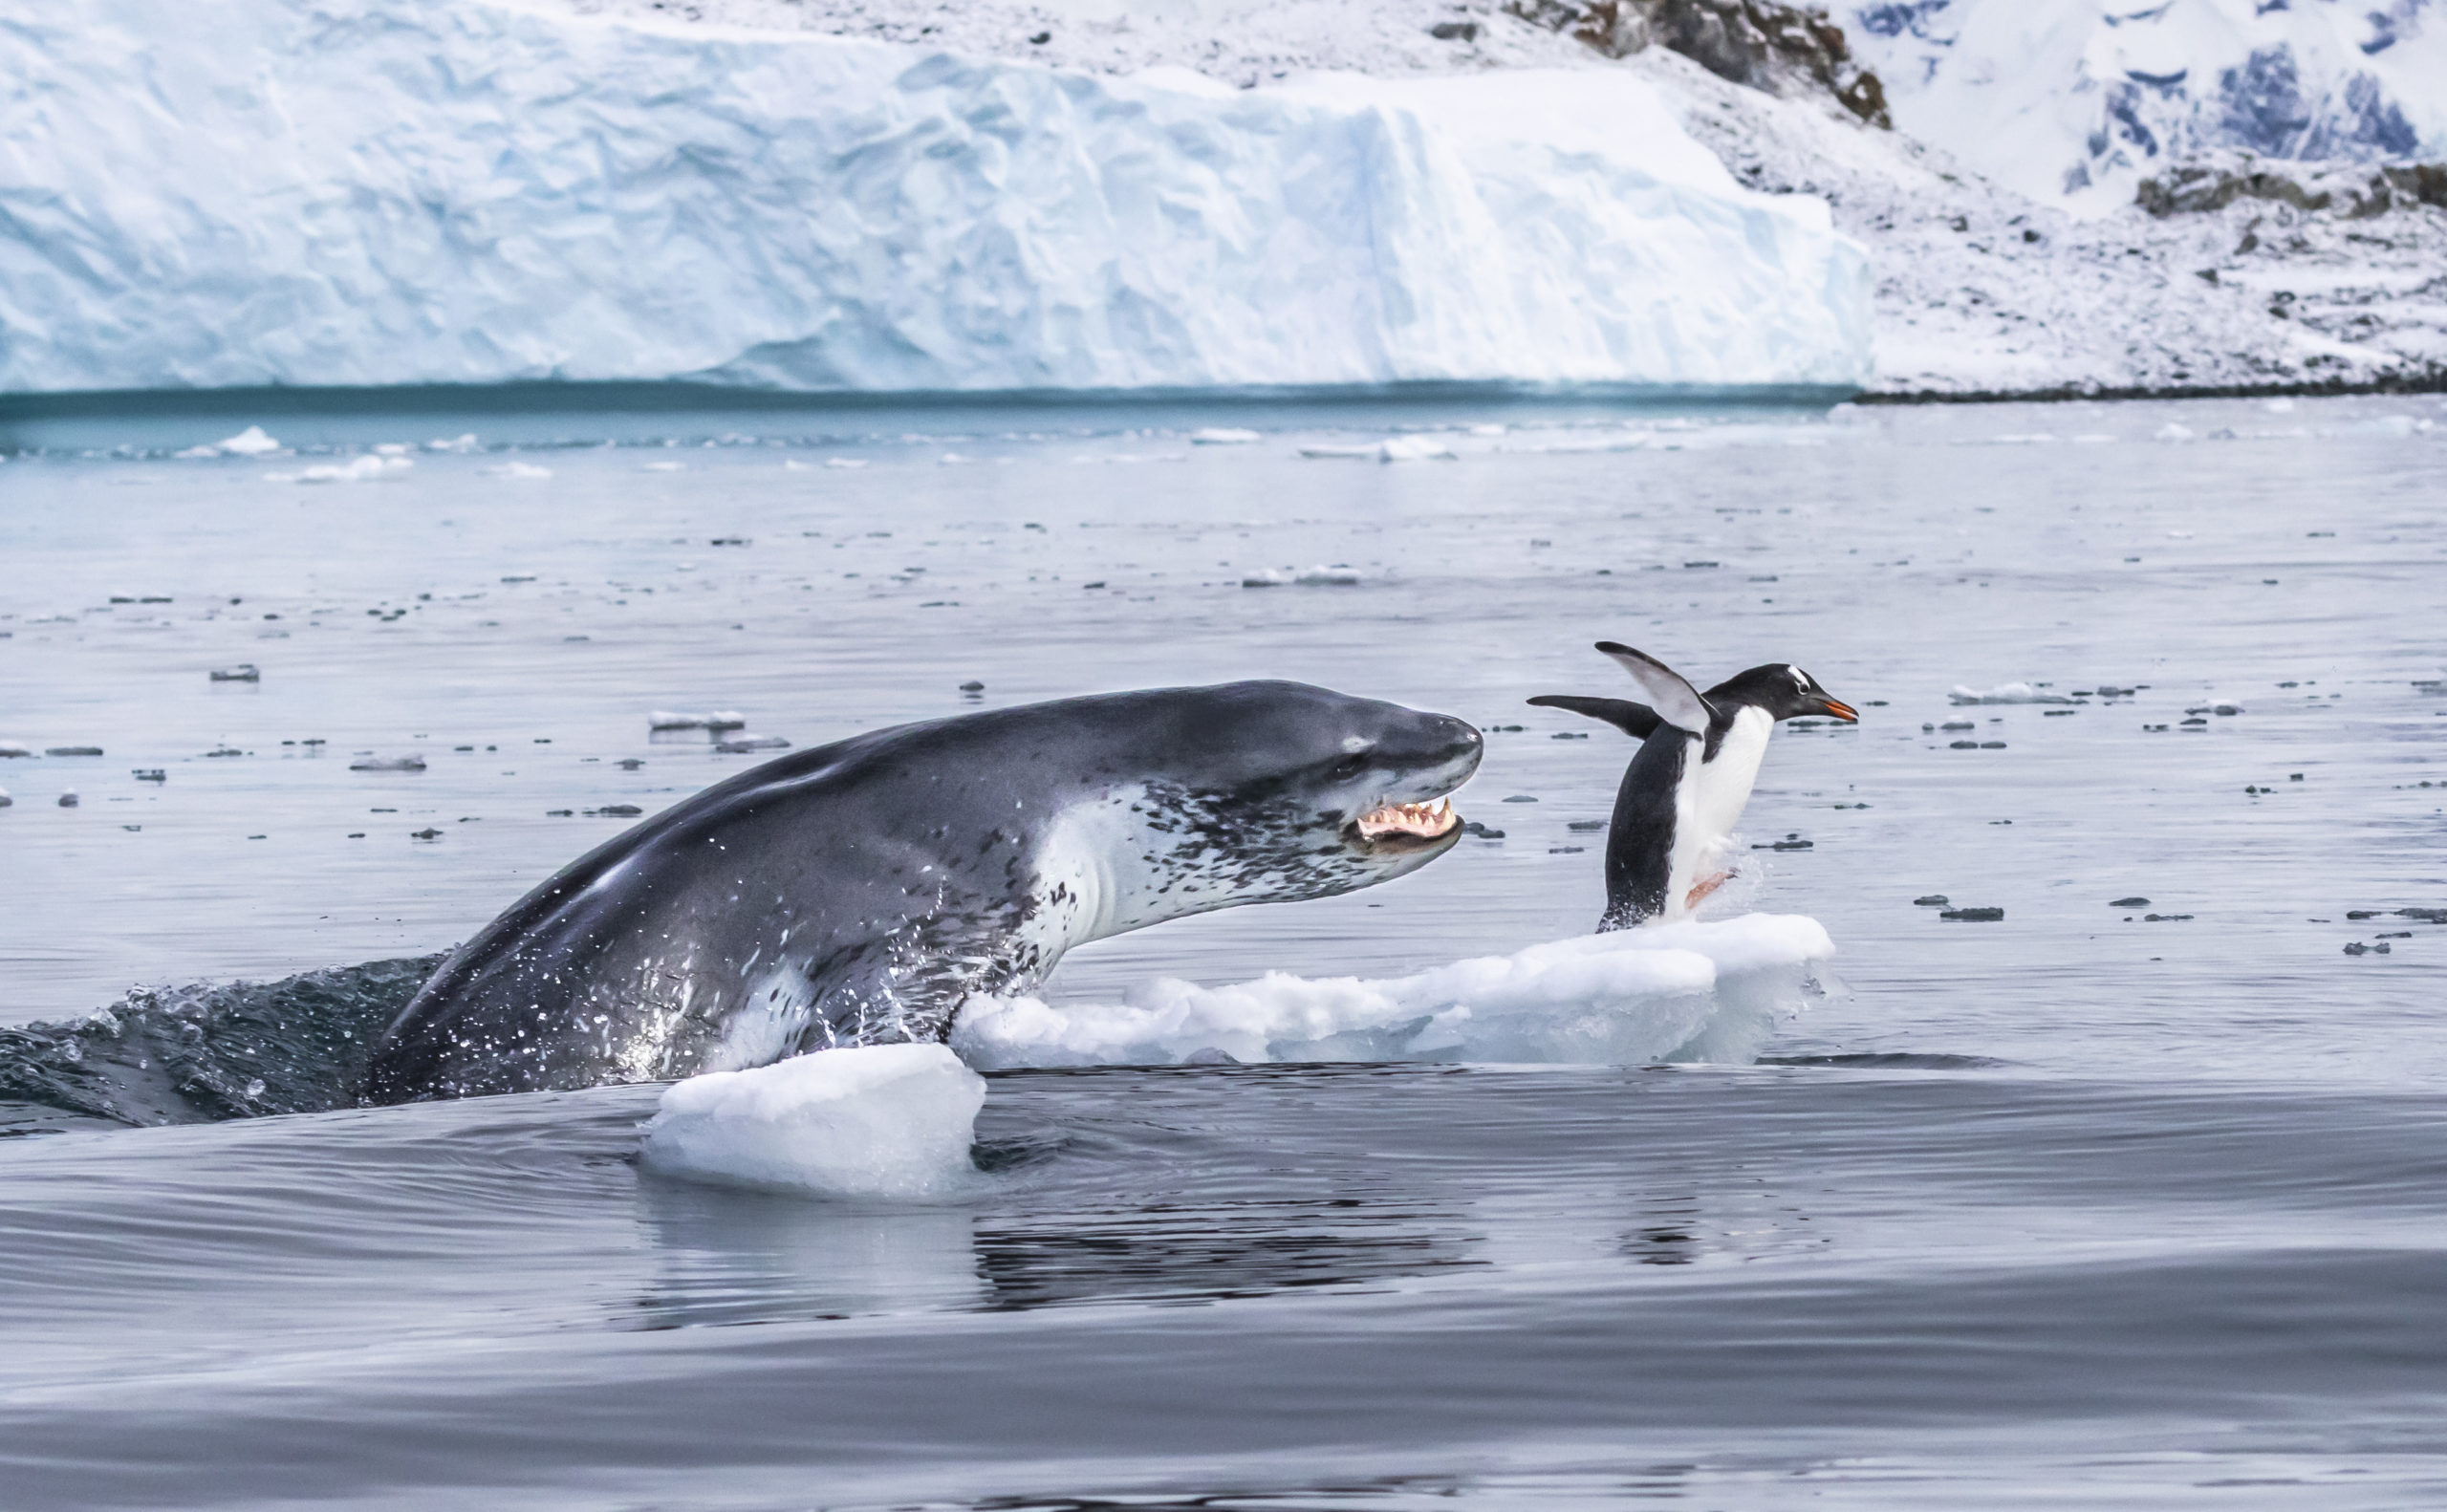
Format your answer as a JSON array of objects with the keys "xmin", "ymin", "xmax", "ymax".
[{"xmin": 1862, "ymin": 372, "xmax": 2447, "ymax": 406}]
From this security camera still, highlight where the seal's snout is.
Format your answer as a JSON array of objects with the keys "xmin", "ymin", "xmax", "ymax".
[{"xmin": 1435, "ymin": 715, "xmax": 1484, "ymax": 763}]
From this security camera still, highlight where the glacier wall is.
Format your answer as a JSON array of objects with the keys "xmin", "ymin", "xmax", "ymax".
[
  {"xmin": 1844, "ymin": 0, "xmax": 2447, "ymax": 214},
  {"xmin": 0, "ymin": 0, "xmax": 1871, "ymax": 395}
]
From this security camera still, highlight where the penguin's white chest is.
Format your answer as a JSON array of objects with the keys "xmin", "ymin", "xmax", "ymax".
[
  {"xmin": 1664, "ymin": 706, "xmax": 1775, "ymax": 916},
  {"xmin": 1692, "ymin": 706, "xmax": 1774, "ymax": 851}
]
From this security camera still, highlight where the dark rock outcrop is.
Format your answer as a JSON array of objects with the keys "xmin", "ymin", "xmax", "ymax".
[
  {"xmin": 2137, "ymin": 154, "xmax": 2447, "ymax": 218},
  {"xmin": 1505, "ymin": 0, "xmax": 1890, "ymax": 127}
]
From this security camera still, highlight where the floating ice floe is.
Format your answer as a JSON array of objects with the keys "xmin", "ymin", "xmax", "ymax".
[
  {"xmin": 0, "ymin": 741, "xmax": 32, "ymax": 758},
  {"xmin": 1190, "ymin": 427, "xmax": 1261, "ymax": 445},
  {"xmin": 267, "ymin": 455, "xmax": 413, "ymax": 484},
  {"xmin": 424, "ymin": 433, "xmax": 480, "ymax": 452},
  {"xmin": 649, "ymin": 710, "xmax": 747, "ymax": 731},
  {"xmin": 1296, "ymin": 437, "xmax": 1460, "ymax": 462},
  {"xmin": 1241, "ymin": 565, "xmax": 1363, "ymax": 588},
  {"xmin": 2153, "ymin": 422, "xmax": 2196, "ymax": 443},
  {"xmin": 715, "ymin": 734, "xmax": 790, "ymax": 753},
  {"xmin": 639, "ymin": 1043, "xmax": 985, "ymax": 1198},
  {"xmin": 952, "ymin": 914, "xmax": 1836, "ymax": 1070},
  {"xmin": 823, "ymin": 457, "xmax": 868, "ymax": 469},
  {"xmin": 480, "ymin": 462, "xmax": 554, "ymax": 480},
  {"xmin": 348, "ymin": 755, "xmax": 426, "ymax": 772},
  {"xmin": 1949, "ymin": 682, "xmax": 2077, "ymax": 705},
  {"xmin": 215, "ymin": 425, "xmax": 281, "ymax": 456},
  {"xmin": 208, "ymin": 663, "xmax": 259, "ymax": 681}
]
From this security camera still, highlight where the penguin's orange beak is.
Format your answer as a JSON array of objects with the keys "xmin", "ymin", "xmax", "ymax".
[{"xmin": 1819, "ymin": 698, "xmax": 1859, "ymax": 724}]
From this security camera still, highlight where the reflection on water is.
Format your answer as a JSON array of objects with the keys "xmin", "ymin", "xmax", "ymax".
[
  {"xmin": 630, "ymin": 1177, "xmax": 987, "ymax": 1328},
  {"xmin": 631, "ymin": 1181, "xmax": 1486, "ymax": 1327},
  {"xmin": 973, "ymin": 1199, "xmax": 1485, "ymax": 1312}
]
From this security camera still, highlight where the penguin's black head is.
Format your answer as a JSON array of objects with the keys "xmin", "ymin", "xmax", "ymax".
[{"xmin": 1707, "ymin": 664, "xmax": 1858, "ymax": 724}]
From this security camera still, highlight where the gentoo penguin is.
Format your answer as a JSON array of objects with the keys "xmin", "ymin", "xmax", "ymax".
[{"xmin": 1529, "ymin": 642, "xmax": 1857, "ymax": 930}]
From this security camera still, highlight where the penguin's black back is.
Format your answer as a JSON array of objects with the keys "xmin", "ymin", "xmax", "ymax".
[{"xmin": 1601, "ymin": 727, "xmax": 1689, "ymax": 931}]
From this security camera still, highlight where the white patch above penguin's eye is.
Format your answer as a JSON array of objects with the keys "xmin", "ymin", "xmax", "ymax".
[
  {"xmin": 1340, "ymin": 735, "xmax": 1373, "ymax": 754},
  {"xmin": 1790, "ymin": 667, "xmax": 1810, "ymax": 691}
]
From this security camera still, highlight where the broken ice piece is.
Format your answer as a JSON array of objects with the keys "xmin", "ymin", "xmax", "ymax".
[
  {"xmin": 1913, "ymin": 895, "xmax": 1950, "ymax": 906},
  {"xmin": 1938, "ymin": 906, "xmax": 2003, "ymax": 921},
  {"xmin": 46, "ymin": 745, "xmax": 102, "ymax": 757},
  {"xmin": 715, "ymin": 735, "xmax": 790, "ymax": 753},
  {"xmin": 1949, "ymin": 683, "xmax": 2073, "ymax": 705},
  {"xmin": 349, "ymin": 755, "xmax": 427, "ymax": 772},
  {"xmin": 1190, "ymin": 427, "xmax": 1260, "ymax": 445},
  {"xmin": 649, "ymin": 710, "xmax": 747, "ymax": 731},
  {"xmin": 58, "ymin": 790, "xmax": 78, "ymax": 808},
  {"xmin": 209, "ymin": 664, "xmax": 261, "ymax": 681}
]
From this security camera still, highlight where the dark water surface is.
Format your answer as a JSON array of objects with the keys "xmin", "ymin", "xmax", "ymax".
[{"xmin": 3, "ymin": 394, "xmax": 2445, "ymax": 1506}]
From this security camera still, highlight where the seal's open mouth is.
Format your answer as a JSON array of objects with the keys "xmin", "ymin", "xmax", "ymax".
[{"xmin": 1351, "ymin": 798, "xmax": 1460, "ymax": 852}]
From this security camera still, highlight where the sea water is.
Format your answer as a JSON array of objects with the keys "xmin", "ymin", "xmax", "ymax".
[{"xmin": 3, "ymin": 391, "xmax": 2445, "ymax": 1507}]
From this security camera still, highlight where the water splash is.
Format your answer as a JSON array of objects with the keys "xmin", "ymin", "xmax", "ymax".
[{"xmin": 0, "ymin": 955, "xmax": 443, "ymax": 1134}]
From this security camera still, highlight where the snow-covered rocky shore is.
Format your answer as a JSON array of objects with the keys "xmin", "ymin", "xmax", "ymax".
[
  {"xmin": 558, "ymin": 0, "xmax": 2447, "ymax": 398},
  {"xmin": 2, "ymin": 0, "xmax": 2439, "ymax": 398}
]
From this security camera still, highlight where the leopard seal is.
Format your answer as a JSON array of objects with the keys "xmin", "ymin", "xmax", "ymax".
[{"xmin": 363, "ymin": 681, "xmax": 1481, "ymax": 1102}]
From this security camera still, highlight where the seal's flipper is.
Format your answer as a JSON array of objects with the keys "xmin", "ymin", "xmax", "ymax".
[
  {"xmin": 1592, "ymin": 642, "xmax": 1714, "ymax": 735},
  {"xmin": 1527, "ymin": 695, "xmax": 1662, "ymax": 741}
]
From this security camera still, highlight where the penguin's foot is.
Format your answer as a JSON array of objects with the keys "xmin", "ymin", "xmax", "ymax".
[{"xmin": 1686, "ymin": 872, "xmax": 1733, "ymax": 909}]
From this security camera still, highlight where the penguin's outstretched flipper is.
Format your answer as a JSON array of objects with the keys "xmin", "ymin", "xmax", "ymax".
[
  {"xmin": 1592, "ymin": 642, "xmax": 1714, "ymax": 735},
  {"xmin": 1527, "ymin": 695, "xmax": 1662, "ymax": 741}
]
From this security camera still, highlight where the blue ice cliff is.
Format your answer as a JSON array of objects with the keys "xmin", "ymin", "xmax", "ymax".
[{"xmin": 0, "ymin": 0, "xmax": 1870, "ymax": 395}]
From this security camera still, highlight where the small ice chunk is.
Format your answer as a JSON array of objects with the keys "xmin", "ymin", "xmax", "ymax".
[
  {"xmin": 649, "ymin": 710, "xmax": 747, "ymax": 731},
  {"xmin": 1377, "ymin": 435, "xmax": 1456, "ymax": 462},
  {"xmin": 2153, "ymin": 422, "xmax": 2195, "ymax": 443},
  {"xmin": 425, "ymin": 433, "xmax": 480, "ymax": 452},
  {"xmin": 0, "ymin": 742, "xmax": 31, "ymax": 758},
  {"xmin": 1242, "ymin": 565, "xmax": 1361, "ymax": 588},
  {"xmin": 209, "ymin": 663, "xmax": 261, "ymax": 681},
  {"xmin": 715, "ymin": 734, "xmax": 790, "ymax": 752},
  {"xmin": 1949, "ymin": 683, "xmax": 2075, "ymax": 705},
  {"xmin": 0, "ymin": 788, "xmax": 11, "ymax": 807},
  {"xmin": 57, "ymin": 789, "xmax": 78, "ymax": 808},
  {"xmin": 481, "ymin": 462, "xmax": 554, "ymax": 480},
  {"xmin": 1190, "ymin": 427, "xmax": 1261, "ymax": 444},
  {"xmin": 215, "ymin": 425, "xmax": 282, "ymax": 456},
  {"xmin": 1296, "ymin": 443, "xmax": 1378, "ymax": 460},
  {"xmin": 823, "ymin": 457, "xmax": 868, "ymax": 469},
  {"xmin": 270, "ymin": 455, "xmax": 412, "ymax": 484},
  {"xmin": 642, "ymin": 461, "xmax": 685, "ymax": 472},
  {"xmin": 348, "ymin": 755, "xmax": 427, "ymax": 772},
  {"xmin": 639, "ymin": 1044, "xmax": 985, "ymax": 1198}
]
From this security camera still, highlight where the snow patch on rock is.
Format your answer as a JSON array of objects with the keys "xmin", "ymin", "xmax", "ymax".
[{"xmin": 1842, "ymin": 0, "xmax": 2447, "ymax": 217}]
